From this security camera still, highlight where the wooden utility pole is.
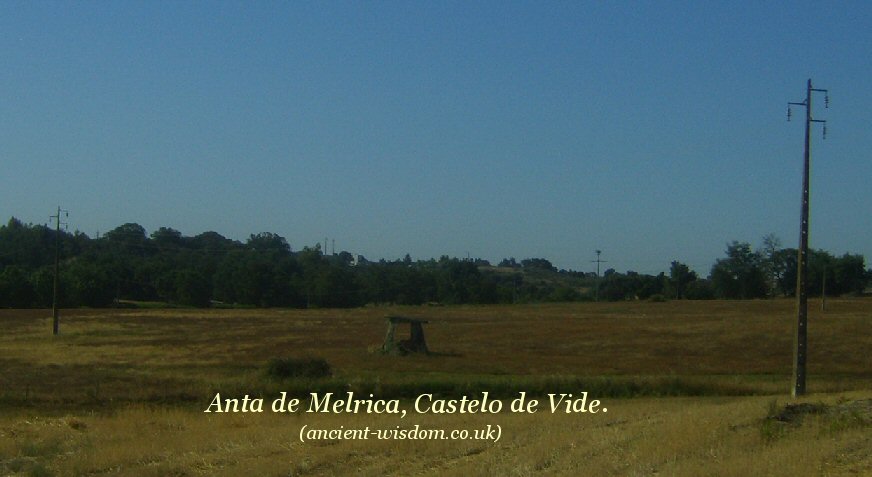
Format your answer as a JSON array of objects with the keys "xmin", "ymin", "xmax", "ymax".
[
  {"xmin": 591, "ymin": 250, "xmax": 606, "ymax": 302},
  {"xmin": 50, "ymin": 206, "xmax": 68, "ymax": 335},
  {"xmin": 787, "ymin": 79, "xmax": 828, "ymax": 397},
  {"xmin": 821, "ymin": 263, "xmax": 827, "ymax": 312}
]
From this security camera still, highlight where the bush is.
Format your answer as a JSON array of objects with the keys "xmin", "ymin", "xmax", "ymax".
[
  {"xmin": 648, "ymin": 294, "xmax": 668, "ymax": 302},
  {"xmin": 547, "ymin": 286, "xmax": 583, "ymax": 302},
  {"xmin": 266, "ymin": 357, "xmax": 332, "ymax": 379},
  {"xmin": 685, "ymin": 279, "xmax": 715, "ymax": 300}
]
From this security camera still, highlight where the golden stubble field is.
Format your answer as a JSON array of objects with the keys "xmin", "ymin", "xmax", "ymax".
[{"xmin": 1, "ymin": 299, "xmax": 871, "ymax": 476}]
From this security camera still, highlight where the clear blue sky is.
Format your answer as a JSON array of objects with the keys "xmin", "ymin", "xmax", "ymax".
[{"xmin": 2, "ymin": 1, "xmax": 870, "ymax": 275}]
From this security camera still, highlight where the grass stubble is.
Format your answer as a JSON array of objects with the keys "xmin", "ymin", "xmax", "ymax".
[{"xmin": 0, "ymin": 299, "xmax": 870, "ymax": 476}]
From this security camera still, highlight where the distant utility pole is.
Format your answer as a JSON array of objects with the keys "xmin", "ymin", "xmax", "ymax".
[
  {"xmin": 591, "ymin": 250, "xmax": 606, "ymax": 302},
  {"xmin": 787, "ymin": 79, "xmax": 828, "ymax": 397},
  {"xmin": 50, "ymin": 206, "xmax": 69, "ymax": 336},
  {"xmin": 821, "ymin": 263, "xmax": 827, "ymax": 312}
]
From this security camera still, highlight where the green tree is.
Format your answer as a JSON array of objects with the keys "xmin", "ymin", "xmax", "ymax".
[
  {"xmin": 521, "ymin": 258, "xmax": 556, "ymax": 272},
  {"xmin": 30, "ymin": 267, "xmax": 56, "ymax": 307},
  {"xmin": 710, "ymin": 242, "xmax": 768, "ymax": 299},
  {"xmin": 769, "ymin": 248, "xmax": 796, "ymax": 296},
  {"xmin": 0, "ymin": 218, "xmax": 67, "ymax": 269},
  {"xmin": 684, "ymin": 279, "xmax": 715, "ymax": 299},
  {"xmin": 759, "ymin": 234, "xmax": 782, "ymax": 294},
  {"xmin": 0, "ymin": 265, "xmax": 35, "ymax": 307},
  {"xmin": 104, "ymin": 223, "xmax": 148, "ymax": 251},
  {"xmin": 62, "ymin": 258, "xmax": 115, "ymax": 307},
  {"xmin": 498, "ymin": 257, "xmax": 520, "ymax": 268},
  {"xmin": 189, "ymin": 231, "xmax": 238, "ymax": 251},
  {"xmin": 151, "ymin": 227, "xmax": 183, "ymax": 249},
  {"xmin": 247, "ymin": 232, "xmax": 291, "ymax": 254},
  {"xmin": 599, "ymin": 271, "xmax": 634, "ymax": 301},
  {"xmin": 831, "ymin": 253, "xmax": 866, "ymax": 296},
  {"xmin": 668, "ymin": 261, "xmax": 698, "ymax": 299},
  {"xmin": 174, "ymin": 269, "xmax": 212, "ymax": 307},
  {"xmin": 436, "ymin": 258, "xmax": 489, "ymax": 304}
]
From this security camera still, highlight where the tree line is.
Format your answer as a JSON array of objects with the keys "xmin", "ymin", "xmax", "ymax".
[{"xmin": 0, "ymin": 218, "xmax": 867, "ymax": 308}]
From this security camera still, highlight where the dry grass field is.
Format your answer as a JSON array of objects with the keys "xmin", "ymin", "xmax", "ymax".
[{"xmin": 1, "ymin": 299, "xmax": 870, "ymax": 476}]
